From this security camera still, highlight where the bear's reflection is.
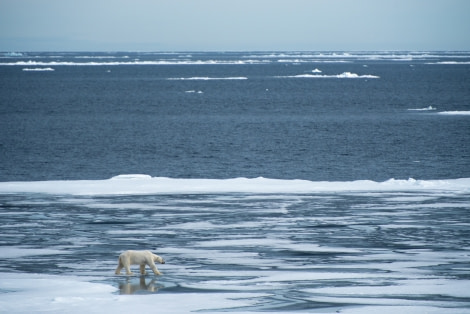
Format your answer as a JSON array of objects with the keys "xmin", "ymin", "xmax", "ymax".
[{"xmin": 119, "ymin": 276, "xmax": 163, "ymax": 294}]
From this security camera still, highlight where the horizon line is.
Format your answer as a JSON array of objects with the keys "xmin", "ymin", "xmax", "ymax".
[{"xmin": 3, "ymin": 49, "xmax": 470, "ymax": 53}]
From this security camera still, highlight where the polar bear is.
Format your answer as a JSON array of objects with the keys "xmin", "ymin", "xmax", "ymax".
[{"xmin": 115, "ymin": 250, "xmax": 165, "ymax": 275}]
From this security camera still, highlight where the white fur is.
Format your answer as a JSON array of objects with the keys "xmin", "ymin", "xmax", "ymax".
[{"xmin": 115, "ymin": 250, "xmax": 165, "ymax": 275}]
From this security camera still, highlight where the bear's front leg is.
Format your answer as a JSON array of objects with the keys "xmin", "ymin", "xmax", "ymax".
[
  {"xmin": 124, "ymin": 265, "xmax": 134, "ymax": 275},
  {"xmin": 150, "ymin": 264, "xmax": 162, "ymax": 275},
  {"xmin": 140, "ymin": 264, "xmax": 147, "ymax": 275}
]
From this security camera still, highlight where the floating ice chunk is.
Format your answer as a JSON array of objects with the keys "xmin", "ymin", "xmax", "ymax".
[
  {"xmin": 110, "ymin": 174, "xmax": 152, "ymax": 180},
  {"xmin": 336, "ymin": 72, "xmax": 379, "ymax": 78},
  {"xmin": 438, "ymin": 111, "xmax": 470, "ymax": 115},
  {"xmin": 4, "ymin": 52, "xmax": 24, "ymax": 57},
  {"xmin": 407, "ymin": 106, "xmax": 436, "ymax": 111},
  {"xmin": 22, "ymin": 67, "xmax": 54, "ymax": 71},
  {"xmin": 1, "ymin": 60, "xmax": 264, "ymax": 66},
  {"xmin": 312, "ymin": 68, "xmax": 322, "ymax": 73},
  {"xmin": 277, "ymin": 72, "xmax": 379, "ymax": 79},
  {"xmin": 428, "ymin": 61, "xmax": 470, "ymax": 64},
  {"xmin": 168, "ymin": 76, "xmax": 247, "ymax": 80}
]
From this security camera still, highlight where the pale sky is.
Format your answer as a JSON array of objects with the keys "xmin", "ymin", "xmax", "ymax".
[{"xmin": 1, "ymin": 0, "xmax": 469, "ymax": 51}]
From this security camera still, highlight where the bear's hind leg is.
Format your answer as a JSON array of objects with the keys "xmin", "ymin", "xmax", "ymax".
[
  {"xmin": 122, "ymin": 257, "xmax": 133, "ymax": 275},
  {"xmin": 115, "ymin": 258, "xmax": 123, "ymax": 275},
  {"xmin": 140, "ymin": 264, "xmax": 147, "ymax": 275}
]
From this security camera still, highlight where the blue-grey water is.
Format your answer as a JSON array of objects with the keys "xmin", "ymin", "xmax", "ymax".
[
  {"xmin": 1, "ymin": 51, "xmax": 469, "ymax": 181},
  {"xmin": 0, "ymin": 51, "xmax": 469, "ymax": 313}
]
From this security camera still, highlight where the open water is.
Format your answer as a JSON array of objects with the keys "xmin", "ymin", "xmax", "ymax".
[
  {"xmin": 1, "ymin": 51, "xmax": 469, "ymax": 181},
  {"xmin": 0, "ymin": 51, "xmax": 469, "ymax": 313}
]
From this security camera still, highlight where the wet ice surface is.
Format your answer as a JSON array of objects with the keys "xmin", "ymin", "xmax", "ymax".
[{"xmin": 1, "ymin": 188, "xmax": 470, "ymax": 313}]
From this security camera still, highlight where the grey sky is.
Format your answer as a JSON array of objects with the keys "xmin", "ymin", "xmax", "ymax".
[{"xmin": 1, "ymin": 0, "xmax": 469, "ymax": 51}]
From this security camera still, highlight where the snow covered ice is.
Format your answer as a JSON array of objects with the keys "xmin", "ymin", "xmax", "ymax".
[{"xmin": 1, "ymin": 176, "xmax": 470, "ymax": 313}]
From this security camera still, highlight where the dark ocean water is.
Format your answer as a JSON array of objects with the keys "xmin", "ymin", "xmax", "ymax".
[
  {"xmin": 0, "ymin": 52, "xmax": 470, "ymax": 313},
  {"xmin": 1, "ymin": 51, "xmax": 469, "ymax": 181}
]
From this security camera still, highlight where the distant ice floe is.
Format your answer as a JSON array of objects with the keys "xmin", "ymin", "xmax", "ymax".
[
  {"xmin": 22, "ymin": 67, "xmax": 54, "ymax": 72},
  {"xmin": 276, "ymin": 72, "xmax": 379, "ymax": 79},
  {"xmin": 407, "ymin": 107, "xmax": 470, "ymax": 115},
  {"xmin": 427, "ymin": 61, "xmax": 470, "ymax": 65},
  {"xmin": 276, "ymin": 59, "xmax": 352, "ymax": 63},
  {"xmin": 168, "ymin": 77, "xmax": 248, "ymax": 80},
  {"xmin": 407, "ymin": 106, "xmax": 436, "ymax": 111},
  {"xmin": 3, "ymin": 52, "xmax": 470, "ymax": 67},
  {"xmin": 246, "ymin": 51, "xmax": 469, "ymax": 62},
  {"xmin": 3, "ymin": 52, "xmax": 24, "ymax": 57},
  {"xmin": 0, "ymin": 176, "xmax": 468, "ymax": 196},
  {"xmin": 109, "ymin": 174, "xmax": 152, "ymax": 180},
  {"xmin": 1, "ymin": 60, "xmax": 265, "ymax": 66},
  {"xmin": 438, "ymin": 111, "xmax": 470, "ymax": 115},
  {"xmin": 74, "ymin": 55, "xmax": 129, "ymax": 59}
]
